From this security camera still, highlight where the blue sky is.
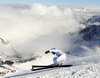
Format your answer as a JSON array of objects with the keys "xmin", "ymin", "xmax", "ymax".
[{"xmin": 0, "ymin": 0, "xmax": 100, "ymax": 6}]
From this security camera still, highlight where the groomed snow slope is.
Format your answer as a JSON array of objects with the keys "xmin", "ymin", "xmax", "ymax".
[
  {"xmin": 5, "ymin": 63, "xmax": 100, "ymax": 78},
  {"xmin": 3, "ymin": 52, "xmax": 100, "ymax": 78}
]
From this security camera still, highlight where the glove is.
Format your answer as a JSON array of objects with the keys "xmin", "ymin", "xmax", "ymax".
[{"xmin": 45, "ymin": 50, "xmax": 50, "ymax": 54}]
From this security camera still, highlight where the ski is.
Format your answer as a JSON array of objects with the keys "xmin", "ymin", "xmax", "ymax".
[
  {"xmin": 31, "ymin": 65, "xmax": 72, "ymax": 71},
  {"xmin": 31, "ymin": 67, "xmax": 53, "ymax": 71},
  {"xmin": 32, "ymin": 65, "xmax": 72, "ymax": 67}
]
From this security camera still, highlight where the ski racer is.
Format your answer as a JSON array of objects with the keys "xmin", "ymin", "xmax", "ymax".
[{"xmin": 45, "ymin": 48, "xmax": 67, "ymax": 65}]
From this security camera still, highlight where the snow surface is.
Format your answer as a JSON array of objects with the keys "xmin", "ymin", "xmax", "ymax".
[
  {"xmin": 2, "ymin": 53, "xmax": 100, "ymax": 78},
  {"xmin": 0, "ymin": 3, "xmax": 100, "ymax": 78},
  {"xmin": 4, "ymin": 63, "xmax": 100, "ymax": 78},
  {"xmin": 7, "ymin": 64, "xmax": 100, "ymax": 78}
]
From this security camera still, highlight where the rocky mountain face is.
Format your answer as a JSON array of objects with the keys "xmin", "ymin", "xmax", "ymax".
[{"xmin": 80, "ymin": 16, "xmax": 100, "ymax": 41}]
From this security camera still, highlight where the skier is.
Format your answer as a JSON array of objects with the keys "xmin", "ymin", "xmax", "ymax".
[{"xmin": 45, "ymin": 48, "xmax": 67, "ymax": 65}]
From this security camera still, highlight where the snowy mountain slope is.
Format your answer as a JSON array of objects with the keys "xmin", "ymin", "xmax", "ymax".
[
  {"xmin": 5, "ymin": 63, "xmax": 100, "ymax": 78},
  {"xmin": 2, "ymin": 51, "xmax": 100, "ymax": 78},
  {"xmin": 0, "ymin": 3, "xmax": 100, "ymax": 78}
]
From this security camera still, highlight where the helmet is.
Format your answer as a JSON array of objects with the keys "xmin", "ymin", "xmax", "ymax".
[{"xmin": 51, "ymin": 48, "xmax": 56, "ymax": 50}]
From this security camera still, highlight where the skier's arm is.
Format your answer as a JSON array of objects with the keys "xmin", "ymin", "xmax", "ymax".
[
  {"xmin": 45, "ymin": 50, "xmax": 55, "ymax": 55},
  {"xmin": 50, "ymin": 50, "xmax": 55, "ymax": 55},
  {"xmin": 52, "ymin": 52, "xmax": 55, "ymax": 55}
]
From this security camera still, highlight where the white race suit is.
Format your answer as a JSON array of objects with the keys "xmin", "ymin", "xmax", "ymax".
[{"xmin": 50, "ymin": 49, "xmax": 67, "ymax": 65}]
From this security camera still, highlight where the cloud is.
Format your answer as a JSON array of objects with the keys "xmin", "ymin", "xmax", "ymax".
[{"xmin": 0, "ymin": 3, "xmax": 85, "ymax": 60}]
